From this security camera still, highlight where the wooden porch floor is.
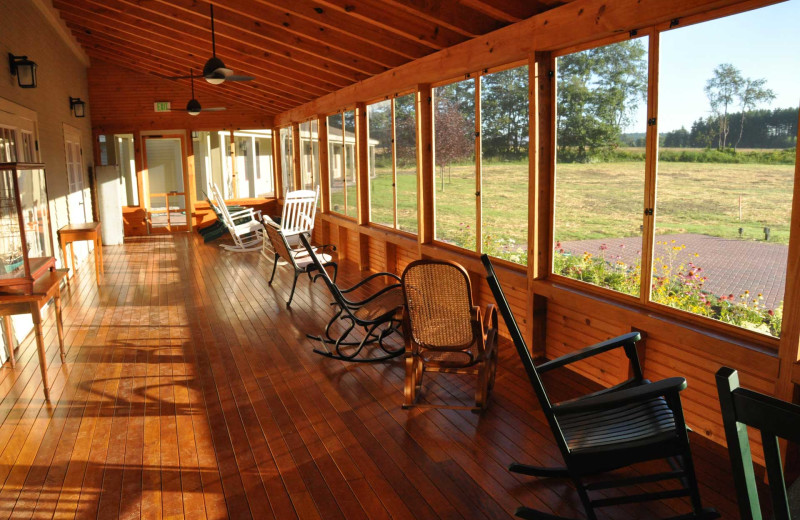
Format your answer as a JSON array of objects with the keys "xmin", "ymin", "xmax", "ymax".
[{"xmin": 0, "ymin": 234, "xmax": 743, "ymax": 519}]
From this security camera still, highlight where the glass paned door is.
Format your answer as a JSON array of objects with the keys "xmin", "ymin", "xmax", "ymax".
[{"xmin": 143, "ymin": 136, "xmax": 189, "ymax": 232}]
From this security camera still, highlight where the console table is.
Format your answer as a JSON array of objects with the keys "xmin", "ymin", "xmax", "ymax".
[
  {"xmin": 0, "ymin": 269, "xmax": 69, "ymax": 401},
  {"xmin": 58, "ymin": 222, "xmax": 103, "ymax": 285}
]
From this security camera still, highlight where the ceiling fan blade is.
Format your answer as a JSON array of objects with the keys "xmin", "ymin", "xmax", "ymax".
[
  {"xmin": 226, "ymin": 75, "xmax": 254, "ymax": 82},
  {"xmin": 203, "ymin": 107, "xmax": 227, "ymax": 111}
]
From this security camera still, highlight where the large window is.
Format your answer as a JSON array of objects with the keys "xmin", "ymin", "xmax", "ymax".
[
  {"xmin": 552, "ymin": 37, "xmax": 650, "ymax": 297},
  {"xmin": 368, "ymin": 93, "xmax": 418, "ymax": 233},
  {"xmin": 327, "ymin": 110, "xmax": 357, "ymax": 217},
  {"xmin": 651, "ymin": 3, "xmax": 797, "ymax": 337},
  {"xmin": 234, "ymin": 130, "xmax": 273, "ymax": 198},
  {"xmin": 549, "ymin": 1, "xmax": 799, "ymax": 338},
  {"xmin": 299, "ymin": 120, "xmax": 320, "ymax": 197},
  {"xmin": 481, "ymin": 65, "xmax": 529, "ymax": 264},
  {"xmin": 434, "ymin": 78, "xmax": 477, "ymax": 250},
  {"xmin": 280, "ymin": 127, "xmax": 294, "ymax": 195}
]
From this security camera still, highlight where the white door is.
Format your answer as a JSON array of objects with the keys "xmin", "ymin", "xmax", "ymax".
[{"xmin": 63, "ymin": 125, "xmax": 89, "ymax": 224}]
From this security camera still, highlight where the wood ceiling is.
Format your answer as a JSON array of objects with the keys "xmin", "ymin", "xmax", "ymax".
[{"xmin": 54, "ymin": 0, "xmax": 569, "ymax": 119}]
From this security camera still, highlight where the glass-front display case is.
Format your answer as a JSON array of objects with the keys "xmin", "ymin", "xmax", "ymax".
[{"xmin": 0, "ymin": 163, "xmax": 55, "ymax": 293}]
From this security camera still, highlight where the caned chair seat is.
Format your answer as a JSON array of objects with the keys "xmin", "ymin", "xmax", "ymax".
[
  {"xmin": 560, "ymin": 397, "xmax": 677, "ymax": 454},
  {"xmin": 418, "ymin": 349, "xmax": 475, "ymax": 368}
]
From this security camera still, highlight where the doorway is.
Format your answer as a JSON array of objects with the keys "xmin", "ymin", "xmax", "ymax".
[{"xmin": 142, "ymin": 135, "xmax": 191, "ymax": 232}]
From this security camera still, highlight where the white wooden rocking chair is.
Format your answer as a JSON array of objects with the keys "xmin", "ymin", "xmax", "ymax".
[
  {"xmin": 211, "ymin": 183, "xmax": 264, "ymax": 252},
  {"xmin": 263, "ymin": 186, "xmax": 319, "ymax": 249}
]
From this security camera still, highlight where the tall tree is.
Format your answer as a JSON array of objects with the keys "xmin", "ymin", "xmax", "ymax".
[
  {"xmin": 704, "ymin": 63, "xmax": 743, "ymax": 149},
  {"xmin": 556, "ymin": 39, "xmax": 647, "ymax": 162},
  {"xmin": 735, "ymin": 77, "xmax": 775, "ymax": 149}
]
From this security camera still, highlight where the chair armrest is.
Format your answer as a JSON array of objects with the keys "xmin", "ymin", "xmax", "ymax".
[
  {"xmin": 537, "ymin": 331, "xmax": 641, "ymax": 374},
  {"xmin": 484, "ymin": 303, "xmax": 497, "ymax": 332},
  {"xmin": 229, "ymin": 208, "xmax": 257, "ymax": 219},
  {"xmin": 340, "ymin": 271, "xmax": 402, "ymax": 293},
  {"xmin": 552, "ymin": 377, "xmax": 686, "ymax": 415}
]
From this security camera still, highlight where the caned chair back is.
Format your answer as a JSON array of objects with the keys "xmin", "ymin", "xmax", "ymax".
[
  {"xmin": 282, "ymin": 187, "xmax": 318, "ymax": 237},
  {"xmin": 402, "ymin": 260, "xmax": 477, "ymax": 352},
  {"xmin": 263, "ymin": 223, "xmax": 294, "ymax": 264}
]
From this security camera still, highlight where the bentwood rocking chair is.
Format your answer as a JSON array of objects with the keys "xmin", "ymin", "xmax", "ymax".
[
  {"xmin": 262, "ymin": 223, "xmax": 337, "ymax": 307},
  {"xmin": 299, "ymin": 234, "xmax": 404, "ymax": 362},
  {"xmin": 401, "ymin": 259, "xmax": 498, "ymax": 410},
  {"xmin": 481, "ymin": 254, "xmax": 718, "ymax": 520}
]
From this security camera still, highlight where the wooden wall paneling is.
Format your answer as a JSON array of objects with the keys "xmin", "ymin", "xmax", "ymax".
[
  {"xmin": 338, "ymin": 225, "xmax": 349, "ymax": 265},
  {"xmin": 416, "ymin": 85, "xmax": 434, "ymax": 247},
  {"xmin": 272, "ymin": 128, "xmax": 283, "ymax": 199},
  {"xmin": 775, "ymin": 109, "xmax": 800, "ymax": 402},
  {"xmin": 318, "ymin": 116, "xmax": 331, "ymax": 213},
  {"xmin": 385, "ymin": 242, "xmax": 398, "ymax": 275},
  {"xmin": 291, "ymin": 122, "xmax": 302, "ymax": 192}
]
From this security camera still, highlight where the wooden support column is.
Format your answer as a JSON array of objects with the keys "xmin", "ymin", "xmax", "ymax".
[
  {"xmin": 135, "ymin": 132, "xmax": 147, "ymax": 212},
  {"xmin": 417, "ymin": 84, "xmax": 434, "ymax": 249},
  {"xmin": 292, "ymin": 122, "xmax": 302, "ymax": 191},
  {"xmin": 776, "ymin": 110, "xmax": 800, "ymax": 402},
  {"xmin": 474, "ymin": 75, "xmax": 482, "ymax": 253},
  {"xmin": 640, "ymin": 30, "xmax": 659, "ymax": 306},
  {"xmin": 526, "ymin": 52, "xmax": 553, "ymax": 358},
  {"xmin": 356, "ymin": 102, "xmax": 371, "ymax": 272},
  {"xmin": 229, "ymin": 130, "xmax": 238, "ymax": 198},
  {"xmin": 318, "ymin": 116, "xmax": 331, "ymax": 214},
  {"xmin": 272, "ymin": 127, "xmax": 283, "ymax": 199}
]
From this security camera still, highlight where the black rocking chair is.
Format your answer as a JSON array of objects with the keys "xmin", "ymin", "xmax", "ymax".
[
  {"xmin": 299, "ymin": 234, "xmax": 404, "ymax": 362},
  {"xmin": 716, "ymin": 366, "xmax": 800, "ymax": 520},
  {"xmin": 262, "ymin": 223, "xmax": 337, "ymax": 307},
  {"xmin": 481, "ymin": 254, "xmax": 718, "ymax": 520}
]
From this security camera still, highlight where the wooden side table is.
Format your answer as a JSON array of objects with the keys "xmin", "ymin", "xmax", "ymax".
[
  {"xmin": 58, "ymin": 222, "xmax": 103, "ymax": 285},
  {"xmin": 0, "ymin": 269, "xmax": 69, "ymax": 401}
]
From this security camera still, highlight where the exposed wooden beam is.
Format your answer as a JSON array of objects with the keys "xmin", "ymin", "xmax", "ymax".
[
  {"xmin": 379, "ymin": 0, "xmax": 506, "ymax": 37},
  {"xmin": 275, "ymin": 0, "xmax": 779, "ymax": 125},
  {"xmin": 461, "ymin": 0, "xmax": 556, "ymax": 22},
  {"xmin": 72, "ymin": 32, "xmax": 303, "ymax": 110},
  {"xmin": 310, "ymin": 0, "xmax": 469, "ymax": 50},
  {"xmin": 54, "ymin": 0, "xmax": 365, "ymax": 85},
  {"xmin": 148, "ymin": 0, "xmax": 409, "ymax": 70},
  {"xmin": 251, "ymin": 0, "xmax": 435, "ymax": 58}
]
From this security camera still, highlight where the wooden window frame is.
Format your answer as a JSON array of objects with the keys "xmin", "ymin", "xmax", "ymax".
[
  {"xmin": 547, "ymin": 9, "xmax": 794, "ymax": 348},
  {"xmin": 325, "ymin": 110, "xmax": 358, "ymax": 220}
]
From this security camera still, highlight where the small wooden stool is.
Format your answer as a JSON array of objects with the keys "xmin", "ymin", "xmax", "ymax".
[{"xmin": 58, "ymin": 222, "xmax": 103, "ymax": 285}]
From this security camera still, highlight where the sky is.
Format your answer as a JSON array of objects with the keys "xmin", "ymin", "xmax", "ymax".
[{"xmin": 629, "ymin": 0, "xmax": 800, "ymax": 133}]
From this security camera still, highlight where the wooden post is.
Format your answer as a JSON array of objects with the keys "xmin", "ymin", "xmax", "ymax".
[
  {"xmin": 272, "ymin": 127, "xmax": 283, "ymax": 199},
  {"xmin": 318, "ymin": 116, "xmax": 330, "ymax": 213},
  {"xmin": 356, "ymin": 103, "xmax": 371, "ymax": 272},
  {"xmin": 526, "ymin": 52, "xmax": 553, "ymax": 358},
  {"xmin": 640, "ymin": 30, "xmax": 659, "ymax": 305},
  {"xmin": 292, "ymin": 122, "xmax": 302, "ymax": 191},
  {"xmin": 474, "ymin": 75, "xmax": 482, "ymax": 253},
  {"xmin": 417, "ymin": 84, "xmax": 434, "ymax": 248},
  {"xmin": 229, "ymin": 130, "xmax": 238, "ymax": 199}
]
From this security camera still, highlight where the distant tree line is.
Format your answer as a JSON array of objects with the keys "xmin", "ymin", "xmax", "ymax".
[{"xmin": 662, "ymin": 107, "xmax": 797, "ymax": 149}]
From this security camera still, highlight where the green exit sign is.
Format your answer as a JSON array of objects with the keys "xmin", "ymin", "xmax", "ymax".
[{"xmin": 154, "ymin": 101, "xmax": 171, "ymax": 112}]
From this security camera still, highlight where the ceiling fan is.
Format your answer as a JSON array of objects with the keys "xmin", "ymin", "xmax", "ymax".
[
  {"xmin": 171, "ymin": 70, "xmax": 226, "ymax": 115},
  {"xmin": 168, "ymin": 4, "xmax": 254, "ymax": 84}
]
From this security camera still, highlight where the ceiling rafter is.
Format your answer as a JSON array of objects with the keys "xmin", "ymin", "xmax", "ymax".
[
  {"xmin": 146, "ymin": 0, "xmax": 409, "ymax": 70},
  {"xmin": 378, "ymin": 0, "xmax": 506, "ymax": 37},
  {"xmin": 461, "ymin": 0, "xmax": 564, "ymax": 22},
  {"xmin": 55, "ymin": 0, "xmax": 369, "ymax": 84},
  {"xmin": 250, "ymin": 0, "xmax": 435, "ymax": 58},
  {"xmin": 67, "ymin": 22, "xmax": 326, "ymax": 103}
]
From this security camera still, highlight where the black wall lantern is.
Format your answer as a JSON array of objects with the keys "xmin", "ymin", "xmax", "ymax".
[
  {"xmin": 8, "ymin": 53, "xmax": 37, "ymax": 88},
  {"xmin": 69, "ymin": 97, "xmax": 86, "ymax": 118}
]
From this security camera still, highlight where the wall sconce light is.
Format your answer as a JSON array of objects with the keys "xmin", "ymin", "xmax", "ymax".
[
  {"xmin": 69, "ymin": 97, "xmax": 86, "ymax": 118},
  {"xmin": 8, "ymin": 53, "xmax": 37, "ymax": 88}
]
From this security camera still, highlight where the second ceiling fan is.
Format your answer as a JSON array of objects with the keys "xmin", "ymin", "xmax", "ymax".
[{"xmin": 172, "ymin": 69, "xmax": 226, "ymax": 115}]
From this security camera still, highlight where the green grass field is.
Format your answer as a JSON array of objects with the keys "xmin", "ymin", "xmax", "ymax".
[{"xmin": 337, "ymin": 160, "xmax": 794, "ymax": 266}]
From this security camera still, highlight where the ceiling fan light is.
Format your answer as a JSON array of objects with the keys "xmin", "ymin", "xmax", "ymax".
[
  {"xmin": 203, "ymin": 56, "xmax": 228, "ymax": 84},
  {"xmin": 186, "ymin": 98, "xmax": 201, "ymax": 116}
]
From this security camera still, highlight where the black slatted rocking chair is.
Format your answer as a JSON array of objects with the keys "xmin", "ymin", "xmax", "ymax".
[
  {"xmin": 299, "ymin": 234, "xmax": 404, "ymax": 362},
  {"xmin": 481, "ymin": 254, "xmax": 718, "ymax": 520},
  {"xmin": 716, "ymin": 366, "xmax": 800, "ymax": 520}
]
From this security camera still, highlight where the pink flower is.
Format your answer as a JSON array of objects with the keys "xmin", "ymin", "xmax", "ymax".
[
  {"xmin": 768, "ymin": 309, "xmax": 775, "ymax": 316},
  {"xmin": 600, "ymin": 244, "xmax": 608, "ymax": 251}
]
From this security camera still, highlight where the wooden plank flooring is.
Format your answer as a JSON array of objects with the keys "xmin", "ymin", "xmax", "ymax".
[{"xmin": 0, "ymin": 234, "xmax": 745, "ymax": 519}]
